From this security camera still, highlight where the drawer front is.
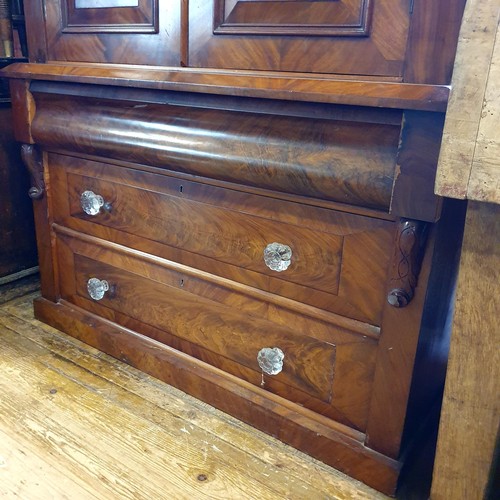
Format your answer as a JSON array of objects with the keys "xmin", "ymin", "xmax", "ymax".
[
  {"xmin": 56, "ymin": 231, "xmax": 379, "ymax": 431},
  {"xmin": 33, "ymin": 94, "xmax": 398, "ymax": 211},
  {"xmin": 50, "ymin": 153, "xmax": 395, "ymax": 325},
  {"xmin": 66, "ymin": 172, "xmax": 343, "ymax": 296}
]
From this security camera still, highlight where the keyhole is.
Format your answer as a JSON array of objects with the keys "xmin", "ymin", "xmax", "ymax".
[
  {"xmin": 180, "ymin": 279, "xmax": 184, "ymax": 287},
  {"xmin": 179, "ymin": 185, "xmax": 183, "ymax": 193}
]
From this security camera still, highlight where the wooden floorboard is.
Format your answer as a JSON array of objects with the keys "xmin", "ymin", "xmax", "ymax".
[{"xmin": 0, "ymin": 285, "xmax": 389, "ymax": 500}]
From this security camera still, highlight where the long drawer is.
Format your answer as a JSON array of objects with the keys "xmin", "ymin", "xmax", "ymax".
[
  {"xmin": 49, "ymin": 153, "xmax": 396, "ymax": 326},
  {"xmin": 55, "ymin": 230, "xmax": 380, "ymax": 432}
]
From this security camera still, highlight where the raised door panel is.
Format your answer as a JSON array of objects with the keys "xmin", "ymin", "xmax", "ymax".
[
  {"xmin": 42, "ymin": 0, "xmax": 181, "ymax": 65},
  {"xmin": 189, "ymin": 0, "xmax": 411, "ymax": 76},
  {"xmin": 214, "ymin": 0, "xmax": 372, "ymax": 36}
]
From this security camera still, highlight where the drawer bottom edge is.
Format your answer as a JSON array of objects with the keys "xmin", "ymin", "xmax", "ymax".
[{"xmin": 33, "ymin": 296, "xmax": 401, "ymax": 496}]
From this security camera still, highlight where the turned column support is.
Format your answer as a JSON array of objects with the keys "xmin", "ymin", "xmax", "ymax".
[
  {"xmin": 20, "ymin": 144, "xmax": 45, "ymax": 199},
  {"xmin": 386, "ymin": 218, "xmax": 428, "ymax": 307}
]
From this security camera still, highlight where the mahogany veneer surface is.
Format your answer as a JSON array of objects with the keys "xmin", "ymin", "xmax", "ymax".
[{"xmin": 2, "ymin": 0, "xmax": 467, "ymax": 495}]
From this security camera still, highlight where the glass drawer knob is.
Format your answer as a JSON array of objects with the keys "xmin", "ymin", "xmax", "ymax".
[
  {"xmin": 87, "ymin": 278, "xmax": 109, "ymax": 301},
  {"xmin": 80, "ymin": 190, "xmax": 111, "ymax": 216},
  {"xmin": 263, "ymin": 242, "xmax": 292, "ymax": 272},
  {"xmin": 257, "ymin": 347, "xmax": 285, "ymax": 376}
]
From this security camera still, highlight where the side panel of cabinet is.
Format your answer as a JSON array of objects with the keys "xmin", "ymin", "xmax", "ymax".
[
  {"xmin": 0, "ymin": 106, "xmax": 37, "ymax": 279},
  {"xmin": 38, "ymin": 0, "xmax": 181, "ymax": 65},
  {"xmin": 188, "ymin": 0, "xmax": 411, "ymax": 76}
]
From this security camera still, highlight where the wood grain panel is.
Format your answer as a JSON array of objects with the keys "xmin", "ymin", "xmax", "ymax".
[
  {"xmin": 72, "ymin": 255, "xmax": 338, "ymax": 403},
  {"xmin": 55, "ymin": 230, "xmax": 380, "ymax": 429},
  {"xmin": 32, "ymin": 93, "xmax": 399, "ymax": 209},
  {"xmin": 1, "ymin": 62, "xmax": 451, "ymax": 111},
  {"xmin": 65, "ymin": 172, "xmax": 344, "ymax": 296},
  {"xmin": 49, "ymin": 154, "xmax": 395, "ymax": 325},
  {"xmin": 403, "ymin": 0, "xmax": 467, "ymax": 84},
  {"xmin": 214, "ymin": 0, "xmax": 372, "ymax": 36},
  {"xmin": 42, "ymin": 0, "xmax": 180, "ymax": 65},
  {"xmin": 24, "ymin": 0, "xmax": 48, "ymax": 62},
  {"xmin": 189, "ymin": 0, "xmax": 410, "ymax": 75},
  {"xmin": 31, "ymin": 295, "xmax": 402, "ymax": 495},
  {"xmin": 62, "ymin": 0, "xmax": 157, "ymax": 33}
]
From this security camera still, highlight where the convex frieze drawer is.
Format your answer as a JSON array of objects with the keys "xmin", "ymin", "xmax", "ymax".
[{"xmin": 32, "ymin": 93, "xmax": 400, "ymax": 210}]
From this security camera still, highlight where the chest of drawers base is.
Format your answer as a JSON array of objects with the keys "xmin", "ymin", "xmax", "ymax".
[
  {"xmin": 5, "ymin": 70, "xmax": 466, "ymax": 496},
  {"xmin": 33, "ymin": 295, "xmax": 402, "ymax": 493}
]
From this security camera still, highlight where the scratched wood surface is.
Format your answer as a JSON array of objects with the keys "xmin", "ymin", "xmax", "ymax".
[
  {"xmin": 467, "ymin": 16, "xmax": 500, "ymax": 203},
  {"xmin": 431, "ymin": 202, "xmax": 500, "ymax": 500},
  {"xmin": 435, "ymin": 0, "xmax": 500, "ymax": 203},
  {"xmin": 0, "ymin": 288, "xmax": 387, "ymax": 500}
]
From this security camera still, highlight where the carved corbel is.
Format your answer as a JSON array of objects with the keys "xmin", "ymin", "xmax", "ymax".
[
  {"xmin": 20, "ymin": 144, "xmax": 45, "ymax": 199},
  {"xmin": 387, "ymin": 219, "xmax": 428, "ymax": 308}
]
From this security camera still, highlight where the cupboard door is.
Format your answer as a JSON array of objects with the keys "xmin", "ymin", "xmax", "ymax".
[
  {"xmin": 189, "ymin": 0, "xmax": 411, "ymax": 77},
  {"xmin": 40, "ymin": 0, "xmax": 180, "ymax": 65}
]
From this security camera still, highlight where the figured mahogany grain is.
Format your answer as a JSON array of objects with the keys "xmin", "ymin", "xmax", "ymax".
[
  {"xmin": 2, "ymin": 1, "xmax": 468, "ymax": 494},
  {"xmin": 32, "ymin": 296, "xmax": 401, "ymax": 495},
  {"xmin": 403, "ymin": 0, "xmax": 467, "ymax": 84},
  {"xmin": 54, "ymin": 230, "xmax": 383, "ymax": 430},
  {"xmin": 72, "ymin": 254, "xmax": 339, "ymax": 405},
  {"xmin": 43, "ymin": 0, "xmax": 180, "ymax": 66},
  {"xmin": 1, "ymin": 62, "xmax": 450, "ymax": 111},
  {"xmin": 54, "ymin": 221, "xmax": 381, "ymax": 432},
  {"xmin": 391, "ymin": 111, "xmax": 446, "ymax": 222},
  {"xmin": 49, "ymin": 154, "xmax": 394, "ymax": 325},
  {"xmin": 24, "ymin": 1, "xmax": 47, "ymax": 63},
  {"xmin": 189, "ymin": 0, "xmax": 410, "ymax": 76},
  {"xmin": 32, "ymin": 94, "xmax": 399, "ymax": 210},
  {"xmin": 66, "ymin": 172, "xmax": 345, "ymax": 296}
]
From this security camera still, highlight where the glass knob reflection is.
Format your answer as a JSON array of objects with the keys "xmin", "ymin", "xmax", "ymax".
[
  {"xmin": 257, "ymin": 347, "xmax": 285, "ymax": 375},
  {"xmin": 87, "ymin": 277, "xmax": 110, "ymax": 301},
  {"xmin": 263, "ymin": 242, "xmax": 292, "ymax": 272},
  {"xmin": 80, "ymin": 190, "xmax": 111, "ymax": 216}
]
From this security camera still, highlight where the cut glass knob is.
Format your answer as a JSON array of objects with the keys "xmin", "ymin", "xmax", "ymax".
[
  {"xmin": 257, "ymin": 347, "xmax": 285, "ymax": 375},
  {"xmin": 80, "ymin": 190, "xmax": 111, "ymax": 216},
  {"xmin": 87, "ymin": 278, "xmax": 110, "ymax": 301},
  {"xmin": 263, "ymin": 242, "xmax": 292, "ymax": 272}
]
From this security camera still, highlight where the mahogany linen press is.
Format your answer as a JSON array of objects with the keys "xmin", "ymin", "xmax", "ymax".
[{"xmin": 3, "ymin": 0, "xmax": 467, "ymax": 494}]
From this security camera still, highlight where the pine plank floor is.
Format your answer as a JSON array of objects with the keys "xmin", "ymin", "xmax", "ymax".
[{"xmin": 0, "ymin": 279, "xmax": 389, "ymax": 500}]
